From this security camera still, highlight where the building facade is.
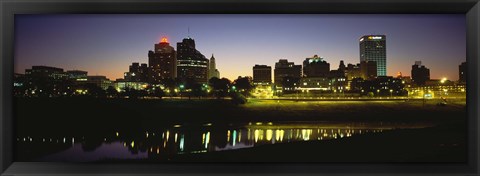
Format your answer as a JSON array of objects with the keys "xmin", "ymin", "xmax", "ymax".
[
  {"xmin": 25, "ymin": 66, "xmax": 68, "ymax": 80},
  {"xmin": 125, "ymin": 62, "xmax": 148, "ymax": 82},
  {"xmin": 411, "ymin": 61, "xmax": 430, "ymax": 86},
  {"xmin": 353, "ymin": 76, "xmax": 405, "ymax": 96},
  {"xmin": 303, "ymin": 55, "xmax": 330, "ymax": 78},
  {"xmin": 329, "ymin": 60, "xmax": 347, "ymax": 79},
  {"xmin": 66, "ymin": 70, "xmax": 88, "ymax": 80},
  {"xmin": 148, "ymin": 37, "xmax": 177, "ymax": 84},
  {"xmin": 252, "ymin": 64, "xmax": 272, "ymax": 85},
  {"xmin": 298, "ymin": 77, "xmax": 331, "ymax": 92},
  {"xmin": 360, "ymin": 35, "xmax": 386, "ymax": 76},
  {"xmin": 23, "ymin": 66, "xmax": 69, "ymax": 97},
  {"xmin": 360, "ymin": 61, "xmax": 377, "ymax": 80},
  {"xmin": 114, "ymin": 79, "xmax": 148, "ymax": 92},
  {"xmin": 346, "ymin": 63, "xmax": 362, "ymax": 80},
  {"xmin": 176, "ymin": 37, "xmax": 209, "ymax": 84},
  {"xmin": 85, "ymin": 76, "xmax": 113, "ymax": 90},
  {"xmin": 274, "ymin": 59, "xmax": 302, "ymax": 86}
]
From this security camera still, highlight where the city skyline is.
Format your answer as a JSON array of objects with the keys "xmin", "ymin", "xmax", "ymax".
[{"xmin": 15, "ymin": 14, "xmax": 466, "ymax": 81}]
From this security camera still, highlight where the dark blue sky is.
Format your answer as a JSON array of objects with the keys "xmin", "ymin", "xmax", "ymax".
[{"xmin": 15, "ymin": 14, "xmax": 465, "ymax": 80}]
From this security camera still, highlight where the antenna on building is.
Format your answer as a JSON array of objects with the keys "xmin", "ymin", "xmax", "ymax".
[{"xmin": 188, "ymin": 27, "xmax": 190, "ymax": 38}]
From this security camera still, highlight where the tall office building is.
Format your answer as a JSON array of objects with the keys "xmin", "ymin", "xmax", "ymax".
[
  {"xmin": 411, "ymin": 61, "xmax": 430, "ymax": 86},
  {"xmin": 177, "ymin": 37, "xmax": 209, "ymax": 84},
  {"xmin": 208, "ymin": 54, "xmax": 220, "ymax": 79},
  {"xmin": 360, "ymin": 35, "xmax": 387, "ymax": 76},
  {"xmin": 148, "ymin": 37, "xmax": 176, "ymax": 84},
  {"xmin": 459, "ymin": 62, "xmax": 466, "ymax": 83},
  {"xmin": 274, "ymin": 59, "xmax": 302, "ymax": 86},
  {"xmin": 302, "ymin": 55, "xmax": 330, "ymax": 78},
  {"xmin": 253, "ymin": 64, "xmax": 272, "ymax": 85}
]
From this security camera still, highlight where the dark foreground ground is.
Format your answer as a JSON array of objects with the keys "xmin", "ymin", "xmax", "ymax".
[{"xmin": 15, "ymin": 97, "xmax": 467, "ymax": 162}]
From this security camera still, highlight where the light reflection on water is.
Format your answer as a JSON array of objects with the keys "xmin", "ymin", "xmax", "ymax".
[{"xmin": 18, "ymin": 121, "xmax": 432, "ymax": 162}]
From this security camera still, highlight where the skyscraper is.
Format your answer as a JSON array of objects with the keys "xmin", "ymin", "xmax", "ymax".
[
  {"xmin": 411, "ymin": 61, "xmax": 430, "ymax": 86},
  {"xmin": 253, "ymin": 64, "xmax": 272, "ymax": 85},
  {"xmin": 302, "ymin": 55, "xmax": 330, "ymax": 78},
  {"xmin": 208, "ymin": 54, "xmax": 220, "ymax": 80},
  {"xmin": 360, "ymin": 35, "xmax": 386, "ymax": 76},
  {"xmin": 148, "ymin": 37, "xmax": 176, "ymax": 84},
  {"xmin": 177, "ymin": 37, "xmax": 209, "ymax": 84}
]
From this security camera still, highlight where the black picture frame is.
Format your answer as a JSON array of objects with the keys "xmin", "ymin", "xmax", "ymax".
[{"xmin": 1, "ymin": 0, "xmax": 479, "ymax": 175}]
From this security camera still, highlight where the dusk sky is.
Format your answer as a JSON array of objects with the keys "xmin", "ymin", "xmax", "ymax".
[{"xmin": 15, "ymin": 14, "xmax": 465, "ymax": 81}]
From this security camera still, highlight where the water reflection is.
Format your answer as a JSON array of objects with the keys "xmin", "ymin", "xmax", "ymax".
[
  {"xmin": 42, "ymin": 142, "xmax": 148, "ymax": 162},
  {"xmin": 18, "ymin": 121, "xmax": 432, "ymax": 162}
]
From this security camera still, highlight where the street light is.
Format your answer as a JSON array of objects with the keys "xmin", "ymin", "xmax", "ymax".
[
  {"xmin": 390, "ymin": 89, "xmax": 393, "ymax": 97},
  {"xmin": 440, "ymin": 77, "xmax": 447, "ymax": 84}
]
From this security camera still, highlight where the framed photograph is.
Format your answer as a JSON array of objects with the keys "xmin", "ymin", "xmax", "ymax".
[{"xmin": 1, "ymin": 0, "xmax": 479, "ymax": 175}]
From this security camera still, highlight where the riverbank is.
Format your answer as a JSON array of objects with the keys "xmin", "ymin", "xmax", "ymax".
[
  {"xmin": 15, "ymin": 98, "xmax": 466, "ymax": 137},
  {"xmin": 15, "ymin": 97, "xmax": 467, "ymax": 162}
]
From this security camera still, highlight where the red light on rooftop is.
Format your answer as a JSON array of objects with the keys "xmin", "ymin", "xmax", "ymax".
[{"xmin": 160, "ymin": 37, "xmax": 169, "ymax": 43}]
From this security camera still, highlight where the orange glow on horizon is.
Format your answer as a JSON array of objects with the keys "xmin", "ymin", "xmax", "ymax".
[
  {"xmin": 397, "ymin": 72, "xmax": 402, "ymax": 77},
  {"xmin": 160, "ymin": 36, "xmax": 169, "ymax": 43}
]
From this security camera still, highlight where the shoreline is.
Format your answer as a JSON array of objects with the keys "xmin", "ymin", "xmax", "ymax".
[
  {"xmin": 14, "ymin": 97, "xmax": 467, "ymax": 162},
  {"xmin": 97, "ymin": 123, "xmax": 466, "ymax": 163}
]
